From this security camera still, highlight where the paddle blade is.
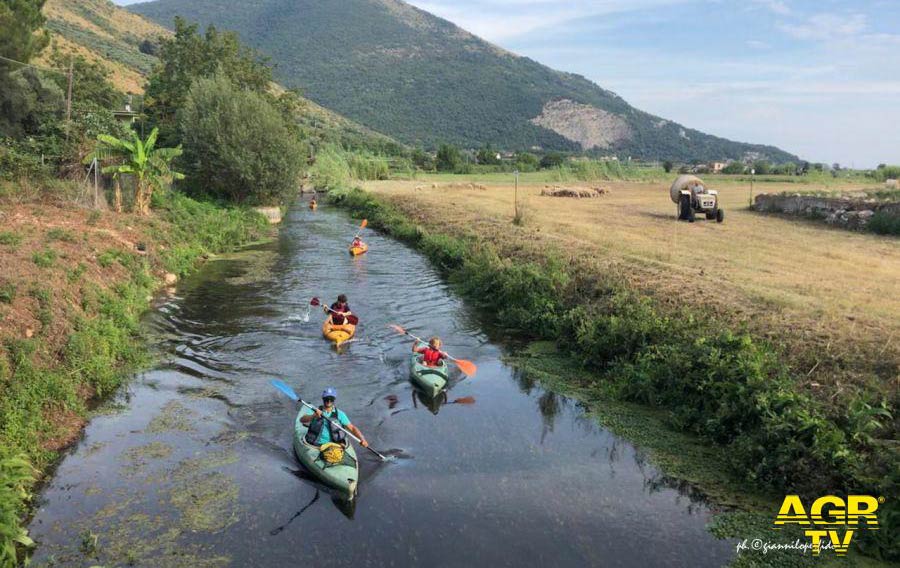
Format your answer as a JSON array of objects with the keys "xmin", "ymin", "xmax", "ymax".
[
  {"xmin": 309, "ymin": 297, "xmax": 321, "ymax": 307},
  {"xmin": 270, "ymin": 379, "xmax": 299, "ymax": 401},
  {"xmin": 359, "ymin": 219, "xmax": 368, "ymax": 230},
  {"xmin": 389, "ymin": 324, "xmax": 407, "ymax": 335},
  {"xmin": 453, "ymin": 359, "xmax": 477, "ymax": 377},
  {"xmin": 451, "ymin": 396, "xmax": 476, "ymax": 405}
]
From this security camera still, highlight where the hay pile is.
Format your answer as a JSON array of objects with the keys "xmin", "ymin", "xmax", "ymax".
[{"xmin": 540, "ymin": 186, "xmax": 609, "ymax": 198}]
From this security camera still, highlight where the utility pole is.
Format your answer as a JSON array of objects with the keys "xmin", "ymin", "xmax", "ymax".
[
  {"xmin": 65, "ymin": 57, "xmax": 74, "ymax": 140},
  {"xmin": 749, "ymin": 168, "xmax": 755, "ymax": 207},
  {"xmin": 514, "ymin": 169, "xmax": 520, "ymax": 221}
]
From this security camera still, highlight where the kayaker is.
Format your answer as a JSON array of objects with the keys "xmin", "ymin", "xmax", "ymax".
[
  {"xmin": 351, "ymin": 236, "xmax": 364, "ymax": 248},
  {"xmin": 300, "ymin": 387, "xmax": 369, "ymax": 447},
  {"xmin": 326, "ymin": 294, "xmax": 353, "ymax": 325},
  {"xmin": 412, "ymin": 337, "xmax": 446, "ymax": 367}
]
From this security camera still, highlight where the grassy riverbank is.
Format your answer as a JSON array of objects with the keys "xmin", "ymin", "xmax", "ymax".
[
  {"xmin": 0, "ymin": 184, "xmax": 269, "ymax": 565},
  {"xmin": 328, "ymin": 185, "xmax": 898, "ymax": 563}
]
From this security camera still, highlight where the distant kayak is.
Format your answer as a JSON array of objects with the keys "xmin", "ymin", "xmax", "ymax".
[
  {"xmin": 293, "ymin": 408, "xmax": 359, "ymax": 497},
  {"xmin": 410, "ymin": 341, "xmax": 449, "ymax": 397},
  {"xmin": 322, "ymin": 320, "xmax": 356, "ymax": 345},
  {"xmin": 349, "ymin": 242, "xmax": 368, "ymax": 256},
  {"xmin": 309, "ymin": 201, "xmax": 318, "ymax": 210}
]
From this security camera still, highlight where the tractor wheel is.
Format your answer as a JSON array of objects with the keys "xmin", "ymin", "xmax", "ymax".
[
  {"xmin": 679, "ymin": 194, "xmax": 693, "ymax": 221},
  {"xmin": 706, "ymin": 209, "xmax": 716, "ymax": 220},
  {"xmin": 716, "ymin": 208, "xmax": 725, "ymax": 223}
]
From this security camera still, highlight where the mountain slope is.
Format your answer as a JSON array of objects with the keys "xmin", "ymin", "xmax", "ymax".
[
  {"xmin": 38, "ymin": 0, "xmax": 401, "ymax": 152},
  {"xmin": 129, "ymin": 0, "xmax": 798, "ymax": 162}
]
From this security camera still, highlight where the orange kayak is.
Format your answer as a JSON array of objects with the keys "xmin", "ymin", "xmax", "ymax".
[
  {"xmin": 309, "ymin": 202, "xmax": 318, "ymax": 210},
  {"xmin": 349, "ymin": 243, "xmax": 368, "ymax": 256},
  {"xmin": 322, "ymin": 320, "xmax": 356, "ymax": 345}
]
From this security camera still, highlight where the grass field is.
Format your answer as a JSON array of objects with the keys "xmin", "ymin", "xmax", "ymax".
[{"xmin": 364, "ymin": 175, "xmax": 899, "ymax": 394}]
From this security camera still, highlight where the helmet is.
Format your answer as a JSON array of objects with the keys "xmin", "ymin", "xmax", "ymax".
[{"xmin": 322, "ymin": 387, "xmax": 337, "ymax": 400}]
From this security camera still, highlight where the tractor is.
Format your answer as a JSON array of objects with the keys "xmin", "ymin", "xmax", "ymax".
[{"xmin": 670, "ymin": 174, "xmax": 724, "ymax": 223}]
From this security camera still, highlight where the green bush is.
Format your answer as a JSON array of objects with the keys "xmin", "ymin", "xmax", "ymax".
[
  {"xmin": 45, "ymin": 228, "xmax": 76, "ymax": 243},
  {"xmin": 0, "ymin": 231, "xmax": 22, "ymax": 247},
  {"xmin": 179, "ymin": 72, "xmax": 305, "ymax": 205},
  {"xmin": 30, "ymin": 248, "xmax": 56, "ymax": 268},
  {"xmin": 868, "ymin": 211, "xmax": 900, "ymax": 236},
  {"xmin": 0, "ymin": 282, "xmax": 15, "ymax": 304}
]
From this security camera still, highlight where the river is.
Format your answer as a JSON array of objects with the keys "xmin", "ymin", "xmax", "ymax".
[{"xmin": 27, "ymin": 205, "xmax": 734, "ymax": 567}]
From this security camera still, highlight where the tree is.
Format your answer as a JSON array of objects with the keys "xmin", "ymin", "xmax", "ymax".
[
  {"xmin": 89, "ymin": 128, "xmax": 183, "ymax": 215},
  {"xmin": 0, "ymin": 0, "xmax": 49, "ymax": 68},
  {"xmin": 143, "ymin": 17, "xmax": 273, "ymax": 146},
  {"xmin": 411, "ymin": 147, "xmax": 434, "ymax": 170},
  {"xmin": 515, "ymin": 151, "xmax": 539, "ymax": 172},
  {"xmin": 435, "ymin": 144, "xmax": 462, "ymax": 172},
  {"xmin": 722, "ymin": 162, "xmax": 745, "ymax": 175},
  {"xmin": 476, "ymin": 144, "xmax": 500, "ymax": 165},
  {"xmin": 178, "ymin": 72, "xmax": 304, "ymax": 205},
  {"xmin": 752, "ymin": 160, "xmax": 771, "ymax": 175},
  {"xmin": 662, "ymin": 160, "xmax": 673, "ymax": 173},
  {"xmin": 47, "ymin": 47, "xmax": 121, "ymax": 110},
  {"xmin": 540, "ymin": 152, "xmax": 565, "ymax": 169}
]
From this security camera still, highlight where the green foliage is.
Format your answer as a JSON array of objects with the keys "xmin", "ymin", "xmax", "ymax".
[
  {"xmin": 514, "ymin": 152, "xmax": 539, "ymax": 172},
  {"xmin": 0, "ymin": 67, "xmax": 64, "ymax": 139},
  {"xmin": 0, "ymin": 281, "xmax": 15, "ymax": 304},
  {"xmin": 662, "ymin": 160, "xmax": 673, "ymax": 173},
  {"xmin": 0, "ymin": 455, "xmax": 36, "ymax": 568},
  {"xmin": 88, "ymin": 127, "xmax": 183, "ymax": 215},
  {"xmin": 144, "ymin": 17, "xmax": 273, "ymax": 146},
  {"xmin": 0, "ymin": 231, "xmax": 22, "ymax": 247},
  {"xmin": 178, "ymin": 72, "xmax": 304, "ymax": 205},
  {"xmin": 476, "ymin": 145, "xmax": 501, "ymax": 165},
  {"xmin": 46, "ymin": 47, "xmax": 121, "ymax": 110},
  {"xmin": 722, "ymin": 162, "xmax": 745, "ymax": 174},
  {"xmin": 540, "ymin": 153, "xmax": 565, "ymax": 169},
  {"xmin": 436, "ymin": 144, "xmax": 462, "ymax": 172},
  {"xmin": 30, "ymin": 248, "xmax": 56, "ymax": 268},
  {"xmin": 46, "ymin": 228, "xmax": 76, "ymax": 243},
  {"xmin": 867, "ymin": 211, "xmax": 900, "ymax": 236},
  {"xmin": 133, "ymin": 0, "xmax": 798, "ymax": 161},
  {"xmin": 0, "ymin": 0, "xmax": 49, "ymax": 68},
  {"xmin": 309, "ymin": 145, "xmax": 352, "ymax": 191},
  {"xmin": 874, "ymin": 164, "xmax": 900, "ymax": 182}
]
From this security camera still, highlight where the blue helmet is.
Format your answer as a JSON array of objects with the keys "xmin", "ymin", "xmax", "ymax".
[{"xmin": 322, "ymin": 387, "xmax": 337, "ymax": 400}]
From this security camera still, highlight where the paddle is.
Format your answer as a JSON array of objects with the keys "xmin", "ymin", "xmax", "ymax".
[
  {"xmin": 390, "ymin": 324, "xmax": 477, "ymax": 377},
  {"xmin": 270, "ymin": 379, "xmax": 389, "ymax": 461},
  {"xmin": 310, "ymin": 297, "xmax": 359, "ymax": 326},
  {"xmin": 353, "ymin": 219, "xmax": 367, "ymax": 240}
]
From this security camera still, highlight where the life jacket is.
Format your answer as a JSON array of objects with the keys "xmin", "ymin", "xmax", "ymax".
[
  {"xmin": 420, "ymin": 347, "xmax": 444, "ymax": 366},
  {"xmin": 331, "ymin": 302, "xmax": 349, "ymax": 325},
  {"xmin": 305, "ymin": 406, "xmax": 347, "ymax": 445}
]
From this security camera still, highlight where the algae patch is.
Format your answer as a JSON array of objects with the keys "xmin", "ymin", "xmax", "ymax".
[
  {"xmin": 147, "ymin": 401, "xmax": 196, "ymax": 433},
  {"xmin": 169, "ymin": 471, "xmax": 240, "ymax": 532}
]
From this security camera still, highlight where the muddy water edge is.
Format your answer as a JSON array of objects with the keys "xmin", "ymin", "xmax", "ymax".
[{"xmin": 27, "ymin": 204, "xmax": 735, "ymax": 567}]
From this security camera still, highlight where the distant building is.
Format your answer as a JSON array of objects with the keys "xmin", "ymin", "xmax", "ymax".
[
  {"xmin": 710, "ymin": 162, "xmax": 727, "ymax": 173},
  {"xmin": 113, "ymin": 95, "xmax": 138, "ymax": 124}
]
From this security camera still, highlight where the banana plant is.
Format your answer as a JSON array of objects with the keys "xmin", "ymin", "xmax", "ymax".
[{"xmin": 87, "ymin": 128, "xmax": 184, "ymax": 216}]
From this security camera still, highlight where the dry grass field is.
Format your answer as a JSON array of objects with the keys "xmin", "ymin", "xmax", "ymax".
[{"xmin": 364, "ymin": 176, "xmax": 899, "ymax": 392}]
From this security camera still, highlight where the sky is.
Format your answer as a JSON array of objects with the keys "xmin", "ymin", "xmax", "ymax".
[{"xmin": 116, "ymin": 0, "xmax": 900, "ymax": 167}]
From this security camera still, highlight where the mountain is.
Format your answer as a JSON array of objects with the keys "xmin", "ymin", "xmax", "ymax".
[
  {"xmin": 128, "ymin": 0, "xmax": 799, "ymax": 163},
  {"xmin": 39, "ymin": 0, "xmax": 401, "ymax": 152}
]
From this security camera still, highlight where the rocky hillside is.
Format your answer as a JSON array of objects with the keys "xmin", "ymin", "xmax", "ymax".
[{"xmin": 130, "ymin": 0, "xmax": 799, "ymax": 162}]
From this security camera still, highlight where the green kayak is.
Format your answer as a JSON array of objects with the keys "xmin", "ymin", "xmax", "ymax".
[
  {"xmin": 410, "ymin": 342, "xmax": 450, "ymax": 398},
  {"xmin": 293, "ymin": 408, "xmax": 359, "ymax": 498}
]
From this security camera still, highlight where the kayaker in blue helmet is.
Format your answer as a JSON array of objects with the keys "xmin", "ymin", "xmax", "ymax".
[{"xmin": 300, "ymin": 387, "xmax": 369, "ymax": 448}]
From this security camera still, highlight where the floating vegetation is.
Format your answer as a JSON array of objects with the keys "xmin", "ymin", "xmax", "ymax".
[
  {"xmin": 146, "ymin": 401, "xmax": 196, "ymax": 434},
  {"xmin": 121, "ymin": 442, "xmax": 174, "ymax": 477},
  {"xmin": 168, "ymin": 471, "xmax": 239, "ymax": 532}
]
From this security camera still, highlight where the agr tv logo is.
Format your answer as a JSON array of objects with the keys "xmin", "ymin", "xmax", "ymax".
[{"xmin": 774, "ymin": 495, "xmax": 883, "ymax": 556}]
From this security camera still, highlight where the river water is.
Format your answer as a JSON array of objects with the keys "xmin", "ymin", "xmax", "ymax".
[{"xmin": 28, "ymin": 205, "xmax": 734, "ymax": 567}]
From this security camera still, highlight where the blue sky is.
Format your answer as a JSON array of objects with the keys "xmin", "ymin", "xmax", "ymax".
[{"xmin": 116, "ymin": 0, "xmax": 900, "ymax": 166}]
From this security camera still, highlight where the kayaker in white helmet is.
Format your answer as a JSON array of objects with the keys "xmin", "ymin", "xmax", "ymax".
[{"xmin": 300, "ymin": 387, "xmax": 369, "ymax": 448}]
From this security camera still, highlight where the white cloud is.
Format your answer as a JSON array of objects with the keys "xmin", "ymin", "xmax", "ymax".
[
  {"xmin": 777, "ymin": 13, "xmax": 867, "ymax": 41},
  {"xmin": 751, "ymin": 0, "xmax": 791, "ymax": 16}
]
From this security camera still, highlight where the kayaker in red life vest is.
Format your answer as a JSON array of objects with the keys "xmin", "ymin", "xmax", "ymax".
[
  {"xmin": 413, "ymin": 337, "xmax": 446, "ymax": 367},
  {"xmin": 351, "ymin": 236, "xmax": 363, "ymax": 248},
  {"xmin": 326, "ymin": 294, "xmax": 353, "ymax": 325}
]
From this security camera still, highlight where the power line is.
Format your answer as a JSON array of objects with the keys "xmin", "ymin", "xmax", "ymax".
[{"xmin": 0, "ymin": 53, "xmax": 67, "ymax": 76}]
